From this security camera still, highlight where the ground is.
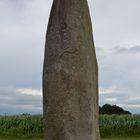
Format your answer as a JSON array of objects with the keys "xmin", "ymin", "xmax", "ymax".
[{"xmin": 0, "ymin": 137, "xmax": 140, "ymax": 140}]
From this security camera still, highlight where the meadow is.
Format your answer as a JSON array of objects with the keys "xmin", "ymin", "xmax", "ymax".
[
  {"xmin": 0, "ymin": 137, "xmax": 139, "ymax": 140},
  {"xmin": 0, "ymin": 114, "xmax": 140, "ymax": 139}
]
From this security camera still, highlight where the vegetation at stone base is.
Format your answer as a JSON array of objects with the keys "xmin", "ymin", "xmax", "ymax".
[
  {"xmin": 0, "ymin": 137, "xmax": 42, "ymax": 140},
  {"xmin": 99, "ymin": 104, "xmax": 131, "ymax": 115},
  {"xmin": 99, "ymin": 114, "xmax": 140, "ymax": 137},
  {"xmin": 0, "ymin": 114, "xmax": 140, "ymax": 138},
  {"xmin": 102, "ymin": 138, "xmax": 140, "ymax": 140},
  {"xmin": 0, "ymin": 114, "xmax": 43, "ymax": 138},
  {"xmin": 0, "ymin": 137, "xmax": 139, "ymax": 140}
]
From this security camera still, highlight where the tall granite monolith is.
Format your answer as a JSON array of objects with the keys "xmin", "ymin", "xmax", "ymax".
[{"xmin": 43, "ymin": 0, "xmax": 100, "ymax": 140}]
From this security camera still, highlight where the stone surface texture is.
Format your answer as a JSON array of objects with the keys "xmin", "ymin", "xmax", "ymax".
[{"xmin": 43, "ymin": 0, "xmax": 100, "ymax": 139}]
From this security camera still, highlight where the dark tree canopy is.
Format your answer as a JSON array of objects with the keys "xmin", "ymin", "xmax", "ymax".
[{"xmin": 99, "ymin": 104, "xmax": 131, "ymax": 115}]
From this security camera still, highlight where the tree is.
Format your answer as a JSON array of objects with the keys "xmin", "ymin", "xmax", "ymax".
[{"xmin": 99, "ymin": 104, "xmax": 131, "ymax": 115}]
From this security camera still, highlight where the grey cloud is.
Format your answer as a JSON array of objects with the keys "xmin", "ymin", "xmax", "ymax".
[
  {"xmin": 123, "ymin": 99, "xmax": 140, "ymax": 106},
  {"xmin": 99, "ymin": 97, "xmax": 139, "ymax": 114},
  {"xmin": 0, "ymin": 87, "xmax": 42, "ymax": 115},
  {"xmin": 0, "ymin": 0, "xmax": 52, "ymax": 88},
  {"xmin": 0, "ymin": 0, "xmax": 140, "ymax": 114},
  {"xmin": 113, "ymin": 45, "xmax": 140, "ymax": 54},
  {"xmin": 96, "ymin": 47, "xmax": 103, "ymax": 52},
  {"xmin": 95, "ymin": 47, "xmax": 105, "ymax": 62},
  {"xmin": 99, "ymin": 92, "xmax": 128, "ymax": 105},
  {"xmin": 0, "ymin": 105, "xmax": 42, "ymax": 115},
  {"xmin": 99, "ymin": 88, "xmax": 140, "ymax": 114}
]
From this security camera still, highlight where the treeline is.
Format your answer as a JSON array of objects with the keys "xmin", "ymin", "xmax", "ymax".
[{"xmin": 99, "ymin": 104, "xmax": 131, "ymax": 115}]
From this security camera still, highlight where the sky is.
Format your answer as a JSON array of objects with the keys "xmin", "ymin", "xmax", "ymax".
[{"xmin": 0, "ymin": 0, "xmax": 140, "ymax": 115}]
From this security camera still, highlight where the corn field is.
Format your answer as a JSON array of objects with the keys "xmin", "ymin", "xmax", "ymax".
[
  {"xmin": 0, "ymin": 114, "xmax": 43, "ymax": 138},
  {"xmin": 0, "ymin": 114, "xmax": 140, "ymax": 138},
  {"xmin": 99, "ymin": 114, "xmax": 140, "ymax": 137}
]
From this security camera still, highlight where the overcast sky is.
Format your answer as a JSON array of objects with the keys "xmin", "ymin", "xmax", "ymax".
[{"xmin": 0, "ymin": 0, "xmax": 140, "ymax": 115}]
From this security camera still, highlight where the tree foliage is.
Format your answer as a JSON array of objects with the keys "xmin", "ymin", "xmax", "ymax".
[{"xmin": 99, "ymin": 104, "xmax": 131, "ymax": 115}]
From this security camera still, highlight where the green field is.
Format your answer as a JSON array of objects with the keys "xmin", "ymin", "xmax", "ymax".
[
  {"xmin": 0, "ymin": 138, "xmax": 42, "ymax": 140},
  {"xmin": 99, "ymin": 114, "xmax": 140, "ymax": 137},
  {"xmin": 0, "ymin": 137, "xmax": 139, "ymax": 140},
  {"xmin": 102, "ymin": 138, "xmax": 140, "ymax": 140},
  {"xmin": 0, "ymin": 114, "xmax": 140, "ymax": 139}
]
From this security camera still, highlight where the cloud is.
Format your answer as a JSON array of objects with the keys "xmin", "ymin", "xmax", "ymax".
[
  {"xmin": 113, "ymin": 45, "xmax": 140, "ymax": 54},
  {"xmin": 99, "ymin": 85, "xmax": 140, "ymax": 114},
  {"xmin": 105, "ymin": 98, "xmax": 117, "ymax": 102},
  {"xmin": 0, "ymin": 0, "xmax": 53, "ymax": 88},
  {"xmin": 96, "ymin": 47, "xmax": 104, "ymax": 52},
  {"xmin": 0, "ymin": 87, "xmax": 42, "ymax": 115},
  {"xmin": 99, "ymin": 86, "xmax": 120, "ymax": 95},
  {"xmin": 17, "ymin": 88, "xmax": 42, "ymax": 96},
  {"xmin": 0, "ymin": 0, "xmax": 140, "ymax": 114}
]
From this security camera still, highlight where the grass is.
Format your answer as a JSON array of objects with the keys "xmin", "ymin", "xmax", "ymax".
[
  {"xmin": 102, "ymin": 138, "xmax": 140, "ymax": 140},
  {"xmin": 0, "ymin": 137, "xmax": 42, "ymax": 140},
  {"xmin": 0, "ymin": 137, "xmax": 139, "ymax": 140},
  {"xmin": 0, "ymin": 114, "xmax": 140, "ymax": 139},
  {"xmin": 99, "ymin": 114, "xmax": 140, "ymax": 137},
  {"xmin": 0, "ymin": 114, "xmax": 43, "ymax": 138}
]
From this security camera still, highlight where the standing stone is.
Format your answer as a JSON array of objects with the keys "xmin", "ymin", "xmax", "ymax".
[{"xmin": 43, "ymin": 0, "xmax": 100, "ymax": 140}]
